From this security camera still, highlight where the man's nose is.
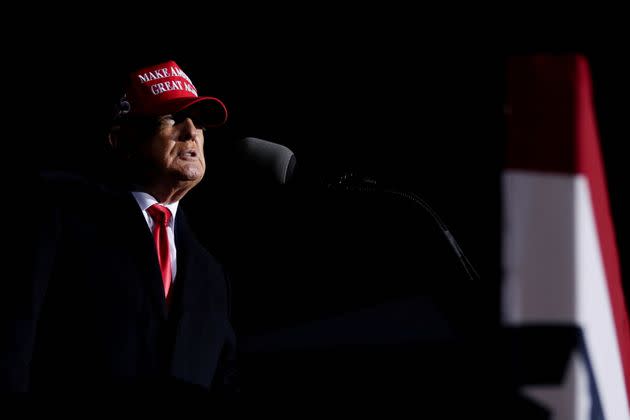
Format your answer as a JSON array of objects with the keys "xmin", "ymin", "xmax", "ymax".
[{"xmin": 178, "ymin": 118, "xmax": 198, "ymax": 141}]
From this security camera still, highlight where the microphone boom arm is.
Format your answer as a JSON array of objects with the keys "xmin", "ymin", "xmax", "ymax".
[{"xmin": 329, "ymin": 173, "xmax": 480, "ymax": 282}]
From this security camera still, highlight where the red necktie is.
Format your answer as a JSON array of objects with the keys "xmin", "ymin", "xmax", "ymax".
[{"xmin": 146, "ymin": 204, "xmax": 172, "ymax": 298}]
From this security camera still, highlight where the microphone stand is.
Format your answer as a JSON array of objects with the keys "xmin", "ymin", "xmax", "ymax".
[{"xmin": 328, "ymin": 173, "xmax": 480, "ymax": 283}]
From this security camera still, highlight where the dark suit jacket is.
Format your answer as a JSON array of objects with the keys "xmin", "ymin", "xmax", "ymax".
[{"xmin": 2, "ymin": 173, "xmax": 237, "ymax": 395}]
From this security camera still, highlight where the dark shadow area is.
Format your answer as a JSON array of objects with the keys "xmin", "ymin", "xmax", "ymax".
[{"xmin": 6, "ymin": 23, "xmax": 627, "ymax": 413}]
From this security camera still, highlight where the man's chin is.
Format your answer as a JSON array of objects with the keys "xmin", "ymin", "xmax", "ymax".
[{"xmin": 176, "ymin": 165, "xmax": 205, "ymax": 182}]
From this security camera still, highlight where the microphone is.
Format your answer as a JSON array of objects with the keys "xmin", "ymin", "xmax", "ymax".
[
  {"xmin": 234, "ymin": 137, "xmax": 297, "ymax": 185},
  {"xmin": 328, "ymin": 173, "xmax": 480, "ymax": 282}
]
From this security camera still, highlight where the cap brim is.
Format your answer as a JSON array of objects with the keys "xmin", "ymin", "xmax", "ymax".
[{"xmin": 151, "ymin": 96, "xmax": 228, "ymax": 127}]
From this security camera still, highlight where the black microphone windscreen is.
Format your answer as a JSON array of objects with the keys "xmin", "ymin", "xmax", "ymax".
[{"xmin": 238, "ymin": 137, "xmax": 296, "ymax": 184}]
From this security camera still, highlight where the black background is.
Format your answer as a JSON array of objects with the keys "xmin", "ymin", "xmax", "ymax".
[{"xmin": 6, "ymin": 15, "xmax": 629, "ymax": 410}]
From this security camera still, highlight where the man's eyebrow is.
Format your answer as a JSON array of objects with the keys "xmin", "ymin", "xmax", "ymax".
[{"xmin": 155, "ymin": 115, "xmax": 177, "ymax": 124}]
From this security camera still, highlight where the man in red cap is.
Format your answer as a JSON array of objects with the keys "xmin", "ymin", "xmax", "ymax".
[{"xmin": 1, "ymin": 59, "xmax": 238, "ymax": 396}]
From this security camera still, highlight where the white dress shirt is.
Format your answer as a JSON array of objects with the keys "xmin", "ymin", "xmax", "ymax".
[{"xmin": 131, "ymin": 191, "xmax": 179, "ymax": 282}]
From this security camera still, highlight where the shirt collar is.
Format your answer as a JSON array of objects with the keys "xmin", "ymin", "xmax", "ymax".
[{"xmin": 130, "ymin": 191, "xmax": 179, "ymax": 225}]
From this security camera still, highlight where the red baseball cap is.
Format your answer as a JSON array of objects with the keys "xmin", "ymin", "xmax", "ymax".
[{"xmin": 121, "ymin": 60, "xmax": 227, "ymax": 127}]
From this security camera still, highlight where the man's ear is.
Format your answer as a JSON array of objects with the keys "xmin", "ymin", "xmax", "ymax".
[
  {"xmin": 108, "ymin": 125, "xmax": 120, "ymax": 151},
  {"xmin": 108, "ymin": 125, "xmax": 133, "ymax": 160}
]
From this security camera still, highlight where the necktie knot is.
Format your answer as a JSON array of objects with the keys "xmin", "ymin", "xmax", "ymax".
[{"xmin": 147, "ymin": 204, "xmax": 171, "ymax": 226}]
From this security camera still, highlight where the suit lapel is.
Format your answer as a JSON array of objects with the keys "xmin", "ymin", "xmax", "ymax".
[
  {"xmin": 172, "ymin": 208, "xmax": 204, "ymax": 313},
  {"xmin": 169, "ymin": 208, "xmax": 224, "ymax": 384}
]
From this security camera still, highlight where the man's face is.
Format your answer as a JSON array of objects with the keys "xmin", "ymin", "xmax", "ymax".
[{"xmin": 140, "ymin": 109, "xmax": 207, "ymax": 186}]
